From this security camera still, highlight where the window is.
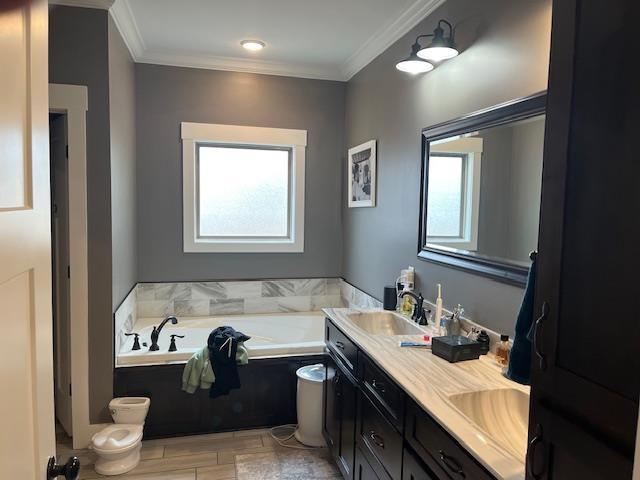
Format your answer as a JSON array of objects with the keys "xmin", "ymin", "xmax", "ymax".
[
  {"xmin": 426, "ymin": 143, "xmax": 481, "ymax": 251},
  {"xmin": 182, "ymin": 123, "xmax": 307, "ymax": 252}
]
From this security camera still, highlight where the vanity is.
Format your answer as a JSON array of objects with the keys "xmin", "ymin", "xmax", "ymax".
[{"xmin": 322, "ymin": 308, "xmax": 529, "ymax": 480}]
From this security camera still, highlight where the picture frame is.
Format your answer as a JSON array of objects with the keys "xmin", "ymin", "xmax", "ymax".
[{"xmin": 348, "ymin": 140, "xmax": 377, "ymax": 208}]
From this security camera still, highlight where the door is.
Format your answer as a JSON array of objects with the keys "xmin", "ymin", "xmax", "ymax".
[
  {"xmin": 50, "ymin": 114, "xmax": 73, "ymax": 436},
  {"xmin": 0, "ymin": 0, "xmax": 56, "ymax": 478},
  {"xmin": 529, "ymin": 0, "xmax": 639, "ymax": 477}
]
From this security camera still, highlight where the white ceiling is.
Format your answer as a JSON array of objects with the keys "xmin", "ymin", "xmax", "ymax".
[{"xmin": 51, "ymin": 0, "xmax": 446, "ymax": 81}]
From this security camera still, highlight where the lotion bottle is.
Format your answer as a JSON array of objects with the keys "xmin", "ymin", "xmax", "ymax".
[{"xmin": 435, "ymin": 284, "xmax": 443, "ymax": 334}]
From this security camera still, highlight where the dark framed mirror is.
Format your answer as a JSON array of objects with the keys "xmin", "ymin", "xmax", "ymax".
[{"xmin": 418, "ymin": 92, "xmax": 546, "ymax": 287}]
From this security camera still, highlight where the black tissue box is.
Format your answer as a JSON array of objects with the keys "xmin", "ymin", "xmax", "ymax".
[{"xmin": 432, "ymin": 335, "xmax": 482, "ymax": 363}]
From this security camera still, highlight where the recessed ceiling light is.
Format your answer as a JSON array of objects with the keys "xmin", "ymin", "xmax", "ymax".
[{"xmin": 241, "ymin": 40, "xmax": 265, "ymax": 51}]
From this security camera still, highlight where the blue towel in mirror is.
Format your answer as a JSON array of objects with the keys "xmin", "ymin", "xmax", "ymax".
[{"xmin": 506, "ymin": 258, "xmax": 536, "ymax": 384}]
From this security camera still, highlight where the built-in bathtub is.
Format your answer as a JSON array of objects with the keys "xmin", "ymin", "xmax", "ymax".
[
  {"xmin": 113, "ymin": 311, "xmax": 327, "ymax": 438},
  {"xmin": 116, "ymin": 311, "xmax": 326, "ymax": 366}
]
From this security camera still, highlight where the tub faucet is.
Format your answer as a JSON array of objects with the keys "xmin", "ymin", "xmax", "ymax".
[
  {"xmin": 400, "ymin": 291, "xmax": 427, "ymax": 324},
  {"xmin": 149, "ymin": 316, "xmax": 178, "ymax": 351}
]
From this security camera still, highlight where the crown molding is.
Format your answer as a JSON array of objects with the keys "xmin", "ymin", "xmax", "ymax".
[
  {"xmin": 109, "ymin": 0, "xmax": 447, "ymax": 81},
  {"xmin": 109, "ymin": 0, "xmax": 145, "ymax": 59},
  {"xmin": 341, "ymin": 0, "xmax": 447, "ymax": 80},
  {"xmin": 49, "ymin": 0, "xmax": 114, "ymax": 9},
  {"xmin": 138, "ymin": 50, "xmax": 345, "ymax": 81}
]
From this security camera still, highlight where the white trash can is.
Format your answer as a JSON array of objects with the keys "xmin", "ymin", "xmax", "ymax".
[{"xmin": 294, "ymin": 363, "xmax": 326, "ymax": 447}]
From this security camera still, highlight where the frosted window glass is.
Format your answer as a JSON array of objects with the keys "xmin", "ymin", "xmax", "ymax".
[
  {"xmin": 427, "ymin": 155, "xmax": 463, "ymax": 237},
  {"xmin": 198, "ymin": 146, "xmax": 290, "ymax": 237}
]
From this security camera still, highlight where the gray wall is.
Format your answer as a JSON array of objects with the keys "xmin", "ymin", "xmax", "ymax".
[
  {"xmin": 476, "ymin": 127, "xmax": 513, "ymax": 259},
  {"xmin": 343, "ymin": 0, "xmax": 552, "ymax": 335},
  {"xmin": 135, "ymin": 65, "xmax": 346, "ymax": 282},
  {"xmin": 49, "ymin": 5, "xmax": 113, "ymax": 422},
  {"xmin": 507, "ymin": 118, "xmax": 545, "ymax": 261},
  {"xmin": 108, "ymin": 16, "xmax": 137, "ymax": 309}
]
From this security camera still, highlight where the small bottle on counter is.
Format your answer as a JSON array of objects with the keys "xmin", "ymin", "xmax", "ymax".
[{"xmin": 495, "ymin": 334, "xmax": 511, "ymax": 367}]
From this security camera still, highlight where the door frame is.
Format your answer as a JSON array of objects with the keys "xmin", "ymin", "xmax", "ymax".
[{"xmin": 49, "ymin": 84, "xmax": 105, "ymax": 449}]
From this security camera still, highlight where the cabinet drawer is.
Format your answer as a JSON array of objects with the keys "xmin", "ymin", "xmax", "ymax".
[
  {"xmin": 358, "ymin": 390, "xmax": 403, "ymax": 480},
  {"xmin": 355, "ymin": 445, "xmax": 384, "ymax": 480},
  {"xmin": 406, "ymin": 400, "xmax": 495, "ymax": 480},
  {"xmin": 359, "ymin": 351, "xmax": 404, "ymax": 431},
  {"xmin": 326, "ymin": 318, "xmax": 358, "ymax": 374},
  {"xmin": 402, "ymin": 446, "xmax": 442, "ymax": 480}
]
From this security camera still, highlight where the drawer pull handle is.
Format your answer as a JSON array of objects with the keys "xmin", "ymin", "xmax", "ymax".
[
  {"xmin": 533, "ymin": 302, "xmax": 549, "ymax": 371},
  {"xmin": 368, "ymin": 431, "xmax": 385, "ymax": 449},
  {"xmin": 371, "ymin": 379, "xmax": 386, "ymax": 393},
  {"xmin": 334, "ymin": 341, "xmax": 345, "ymax": 350},
  {"xmin": 527, "ymin": 424, "xmax": 544, "ymax": 479},
  {"xmin": 438, "ymin": 450, "xmax": 465, "ymax": 477}
]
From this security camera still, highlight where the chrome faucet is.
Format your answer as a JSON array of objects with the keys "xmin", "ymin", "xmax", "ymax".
[
  {"xmin": 149, "ymin": 316, "xmax": 178, "ymax": 351},
  {"xmin": 400, "ymin": 291, "xmax": 427, "ymax": 325}
]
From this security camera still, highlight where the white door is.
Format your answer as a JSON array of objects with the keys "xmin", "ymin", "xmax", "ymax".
[
  {"xmin": 0, "ymin": 0, "xmax": 56, "ymax": 478},
  {"xmin": 51, "ymin": 114, "xmax": 73, "ymax": 435}
]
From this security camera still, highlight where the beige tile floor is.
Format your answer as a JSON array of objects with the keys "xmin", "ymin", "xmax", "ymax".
[{"xmin": 56, "ymin": 428, "xmax": 341, "ymax": 480}]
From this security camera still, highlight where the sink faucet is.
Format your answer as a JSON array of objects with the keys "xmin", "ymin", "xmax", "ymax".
[
  {"xmin": 400, "ymin": 291, "xmax": 427, "ymax": 325},
  {"xmin": 149, "ymin": 316, "xmax": 178, "ymax": 351}
]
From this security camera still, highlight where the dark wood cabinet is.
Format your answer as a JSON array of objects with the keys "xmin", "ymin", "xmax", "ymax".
[
  {"xmin": 402, "ymin": 447, "xmax": 440, "ymax": 480},
  {"xmin": 405, "ymin": 399, "xmax": 494, "ymax": 480},
  {"xmin": 355, "ymin": 446, "xmax": 383, "ymax": 480},
  {"xmin": 356, "ymin": 390, "xmax": 403, "ymax": 480},
  {"xmin": 324, "ymin": 350, "xmax": 358, "ymax": 480},
  {"xmin": 530, "ymin": 0, "xmax": 640, "ymax": 478},
  {"xmin": 324, "ymin": 318, "xmax": 496, "ymax": 480},
  {"xmin": 359, "ymin": 351, "xmax": 405, "ymax": 432}
]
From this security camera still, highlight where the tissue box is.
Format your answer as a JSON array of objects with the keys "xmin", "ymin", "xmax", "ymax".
[{"xmin": 432, "ymin": 335, "xmax": 482, "ymax": 363}]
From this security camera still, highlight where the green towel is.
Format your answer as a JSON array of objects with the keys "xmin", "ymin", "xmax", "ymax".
[{"xmin": 182, "ymin": 343, "xmax": 249, "ymax": 394}]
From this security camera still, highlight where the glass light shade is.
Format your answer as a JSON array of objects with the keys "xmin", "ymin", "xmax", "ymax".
[
  {"xmin": 241, "ymin": 40, "xmax": 265, "ymax": 51},
  {"xmin": 417, "ymin": 45, "xmax": 459, "ymax": 62},
  {"xmin": 396, "ymin": 58, "xmax": 434, "ymax": 74}
]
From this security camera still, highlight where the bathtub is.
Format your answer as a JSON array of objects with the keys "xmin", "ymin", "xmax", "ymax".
[{"xmin": 116, "ymin": 311, "xmax": 326, "ymax": 366}]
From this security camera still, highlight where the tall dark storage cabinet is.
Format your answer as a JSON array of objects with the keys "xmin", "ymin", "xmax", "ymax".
[{"xmin": 528, "ymin": 0, "xmax": 639, "ymax": 478}]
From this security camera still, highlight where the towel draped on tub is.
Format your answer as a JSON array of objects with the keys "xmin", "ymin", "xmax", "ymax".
[{"xmin": 181, "ymin": 338, "xmax": 249, "ymax": 394}]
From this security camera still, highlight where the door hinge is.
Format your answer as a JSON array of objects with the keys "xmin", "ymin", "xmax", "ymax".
[
  {"xmin": 66, "ymin": 145, "xmax": 69, "ymax": 158},
  {"xmin": 67, "ymin": 265, "xmax": 70, "ymax": 279},
  {"xmin": 69, "ymin": 383, "xmax": 72, "ymax": 397}
]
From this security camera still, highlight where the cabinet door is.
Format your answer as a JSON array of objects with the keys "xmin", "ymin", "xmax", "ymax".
[
  {"xmin": 324, "ymin": 355, "xmax": 341, "ymax": 456},
  {"xmin": 402, "ymin": 447, "xmax": 440, "ymax": 480},
  {"xmin": 340, "ymin": 367, "xmax": 357, "ymax": 480},
  {"xmin": 324, "ymin": 353, "xmax": 357, "ymax": 480},
  {"xmin": 530, "ymin": 0, "xmax": 639, "ymax": 477}
]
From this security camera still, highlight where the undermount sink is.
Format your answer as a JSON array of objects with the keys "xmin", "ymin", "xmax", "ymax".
[
  {"xmin": 347, "ymin": 312, "xmax": 425, "ymax": 336},
  {"xmin": 448, "ymin": 388, "xmax": 530, "ymax": 461}
]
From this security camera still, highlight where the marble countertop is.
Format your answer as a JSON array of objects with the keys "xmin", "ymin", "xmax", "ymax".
[{"xmin": 322, "ymin": 307, "xmax": 529, "ymax": 480}]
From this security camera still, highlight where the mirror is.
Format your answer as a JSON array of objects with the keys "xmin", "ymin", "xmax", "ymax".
[{"xmin": 418, "ymin": 92, "xmax": 546, "ymax": 286}]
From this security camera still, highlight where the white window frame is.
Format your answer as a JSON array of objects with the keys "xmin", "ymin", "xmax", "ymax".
[
  {"xmin": 427, "ymin": 137, "xmax": 483, "ymax": 251},
  {"xmin": 181, "ymin": 122, "xmax": 307, "ymax": 253}
]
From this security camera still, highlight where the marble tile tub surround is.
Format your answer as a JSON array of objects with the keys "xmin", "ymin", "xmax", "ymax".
[
  {"xmin": 114, "ymin": 287, "xmax": 137, "ymax": 356},
  {"xmin": 136, "ymin": 278, "xmax": 344, "ymax": 317},
  {"xmin": 113, "ymin": 278, "xmax": 382, "ymax": 348}
]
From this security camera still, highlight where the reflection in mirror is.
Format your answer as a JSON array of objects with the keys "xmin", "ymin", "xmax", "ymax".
[{"xmin": 425, "ymin": 114, "xmax": 545, "ymax": 268}]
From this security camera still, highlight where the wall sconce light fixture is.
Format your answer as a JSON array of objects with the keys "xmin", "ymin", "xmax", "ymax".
[{"xmin": 396, "ymin": 19, "xmax": 459, "ymax": 74}]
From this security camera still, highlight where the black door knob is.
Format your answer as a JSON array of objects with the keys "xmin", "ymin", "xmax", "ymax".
[{"xmin": 47, "ymin": 456, "xmax": 80, "ymax": 480}]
